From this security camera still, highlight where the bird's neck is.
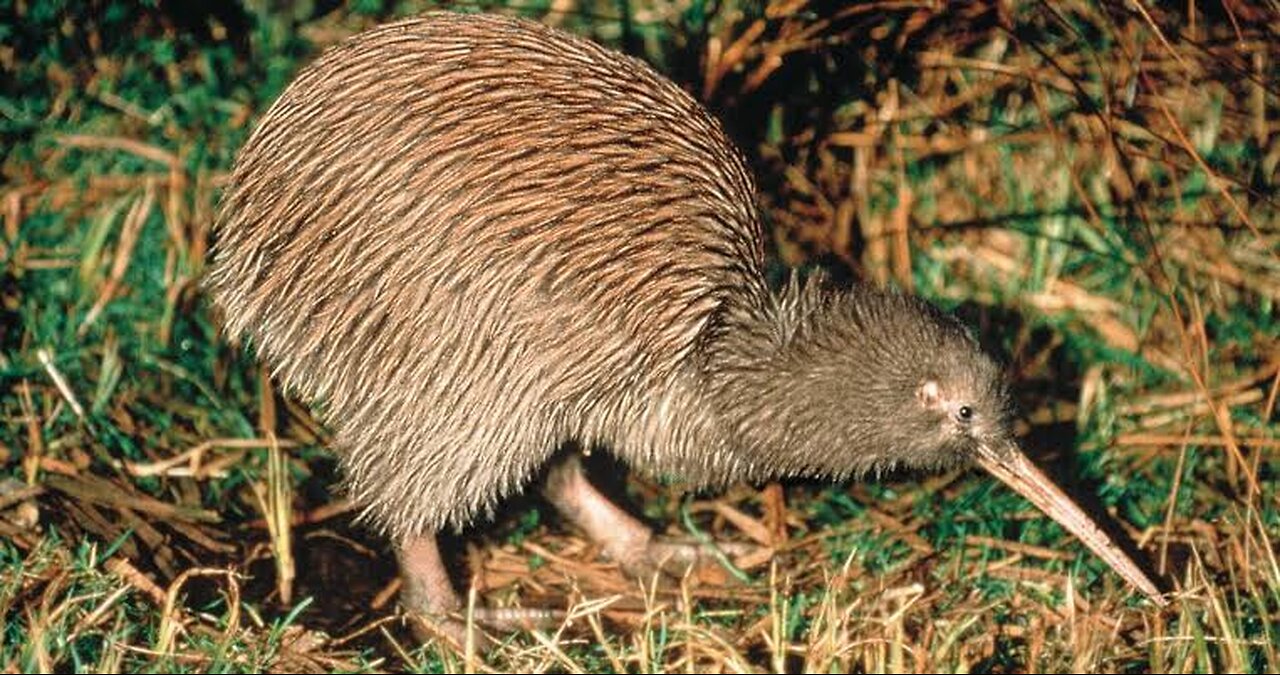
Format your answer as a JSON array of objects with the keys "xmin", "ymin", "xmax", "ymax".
[{"xmin": 703, "ymin": 273, "xmax": 859, "ymax": 480}]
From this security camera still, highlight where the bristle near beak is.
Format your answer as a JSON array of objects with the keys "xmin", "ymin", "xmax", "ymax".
[{"xmin": 973, "ymin": 441, "xmax": 1167, "ymax": 606}]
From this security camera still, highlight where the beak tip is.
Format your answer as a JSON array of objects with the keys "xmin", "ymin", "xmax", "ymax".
[{"xmin": 972, "ymin": 441, "xmax": 1166, "ymax": 609}]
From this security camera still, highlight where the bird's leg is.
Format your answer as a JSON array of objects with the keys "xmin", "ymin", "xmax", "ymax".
[
  {"xmin": 542, "ymin": 453, "xmax": 751, "ymax": 583},
  {"xmin": 397, "ymin": 534, "xmax": 463, "ymax": 617},
  {"xmin": 396, "ymin": 534, "xmax": 469, "ymax": 645},
  {"xmin": 396, "ymin": 534, "xmax": 563, "ymax": 646}
]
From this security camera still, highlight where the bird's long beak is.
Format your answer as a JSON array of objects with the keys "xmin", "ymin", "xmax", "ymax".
[{"xmin": 973, "ymin": 441, "xmax": 1166, "ymax": 606}]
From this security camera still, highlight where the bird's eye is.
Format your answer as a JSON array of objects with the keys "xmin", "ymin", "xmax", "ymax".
[{"xmin": 957, "ymin": 406, "xmax": 974, "ymax": 422}]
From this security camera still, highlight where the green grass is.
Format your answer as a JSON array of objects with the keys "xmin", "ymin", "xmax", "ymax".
[{"xmin": 1, "ymin": 0, "xmax": 1277, "ymax": 672}]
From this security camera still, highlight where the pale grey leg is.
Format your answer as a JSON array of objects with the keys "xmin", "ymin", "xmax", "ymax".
[{"xmin": 542, "ymin": 454, "xmax": 750, "ymax": 583}]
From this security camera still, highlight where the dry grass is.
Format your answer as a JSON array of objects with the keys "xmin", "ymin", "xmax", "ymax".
[{"xmin": 0, "ymin": 0, "xmax": 1275, "ymax": 672}]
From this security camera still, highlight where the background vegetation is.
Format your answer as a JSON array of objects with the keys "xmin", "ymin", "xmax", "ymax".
[{"xmin": 1, "ymin": 0, "xmax": 1276, "ymax": 671}]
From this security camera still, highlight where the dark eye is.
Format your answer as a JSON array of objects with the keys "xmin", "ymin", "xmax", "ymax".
[{"xmin": 957, "ymin": 406, "xmax": 974, "ymax": 422}]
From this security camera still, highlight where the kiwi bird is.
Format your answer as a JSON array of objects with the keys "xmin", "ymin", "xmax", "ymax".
[{"xmin": 205, "ymin": 11, "xmax": 1164, "ymax": 636}]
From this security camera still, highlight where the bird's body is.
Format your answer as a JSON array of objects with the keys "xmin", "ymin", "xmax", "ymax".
[
  {"xmin": 207, "ymin": 11, "xmax": 1162, "ymax": 637},
  {"xmin": 210, "ymin": 12, "xmax": 768, "ymax": 536}
]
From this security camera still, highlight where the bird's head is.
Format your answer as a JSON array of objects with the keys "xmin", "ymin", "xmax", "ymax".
[
  {"xmin": 723, "ymin": 281, "xmax": 1017, "ymax": 476},
  {"xmin": 868, "ymin": 300, "xmax": 1016, "ymax": 472}
]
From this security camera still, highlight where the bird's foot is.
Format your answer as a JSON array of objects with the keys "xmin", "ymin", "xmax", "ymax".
[
  {"xmin": 404, "ymin": 604, "xmax": 565, "ymax": 650},
  {"xmin": 612, "ymin": 534, "xmax": 758, "ymax": 586},
  {"xmin": 397, "ymin": 534, "xmax": 565, "ymax": 650}
]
